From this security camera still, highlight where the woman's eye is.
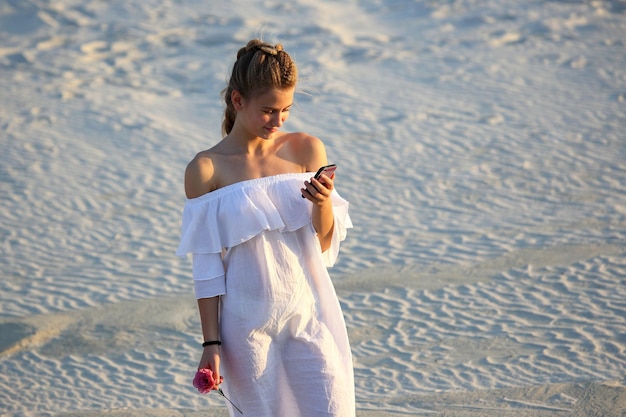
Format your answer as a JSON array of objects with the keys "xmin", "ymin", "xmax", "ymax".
[{"xmin": 264, "ymin": 108, "xmax": 290, "ymax": 115}]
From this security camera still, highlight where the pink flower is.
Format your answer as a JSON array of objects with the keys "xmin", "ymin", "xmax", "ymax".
[
  {"xmin": 192, "ymin": 369, "xmax": 243, "ymax": 414},
  {"xmin": 193, "ymin": 368, "xmax": 221, "ymax": 394}
]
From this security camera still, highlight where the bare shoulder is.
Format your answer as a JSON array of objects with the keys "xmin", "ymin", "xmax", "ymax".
[
  {"xmin": 281, "ymin": 132, "xmax": 328, "ymax": 171},
  {"xmin": 184, "ymin": 150, "xmax": 217, "ymax": 199}
]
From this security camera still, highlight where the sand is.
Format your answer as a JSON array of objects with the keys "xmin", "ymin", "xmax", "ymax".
[{"xmin": 1, "ymin": 0, "xmax": 625, "ymax": 415}]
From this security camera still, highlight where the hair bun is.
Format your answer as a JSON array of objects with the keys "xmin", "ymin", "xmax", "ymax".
[{"xmin": 245, "ymin": 40, "xmax": 284, "ymax": 56}]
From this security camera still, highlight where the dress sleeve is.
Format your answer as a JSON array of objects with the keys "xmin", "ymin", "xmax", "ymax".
[
  {"xmin": 321, "ymin": 190, "xmax": 353, "ymax": 267},
  {"xmin": 192, "ymin": 252, "xmax": 226, "ymax": 299}
]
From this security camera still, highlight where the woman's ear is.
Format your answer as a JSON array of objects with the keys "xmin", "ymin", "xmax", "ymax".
[{"xmin": 231, "ymin": 90, "xmax": 244, "ymax": 111}]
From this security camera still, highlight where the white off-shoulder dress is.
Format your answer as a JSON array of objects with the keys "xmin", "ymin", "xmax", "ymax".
[{"xmin": 176, "ymin": 173, "xmax": 355, "ymax": 417}]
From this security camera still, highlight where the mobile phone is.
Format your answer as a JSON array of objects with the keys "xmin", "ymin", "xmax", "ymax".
[{"xmin": 314, "ymin": 164, "xmax": 337, "ymax": 180}]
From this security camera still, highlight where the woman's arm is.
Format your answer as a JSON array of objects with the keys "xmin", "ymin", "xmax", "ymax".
[
  {"xmin": 197, "ymin": 297, "xmax": 221, "ymax": 387},
  {"xmin": 185, "ymin": 154, "xmax": 221, "ymax": 386},
  {"xmin": 306, "ymin": 177, "xmax": 335, "ymax": 252},
  {"xmin": 298, "ymin": 135, "xmax": 336, "ymax": 252}
]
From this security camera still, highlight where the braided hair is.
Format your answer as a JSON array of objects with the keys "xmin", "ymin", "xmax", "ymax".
[{"xmin": 222, "ymin": 39, "xmax": 298, "ymax": 136}]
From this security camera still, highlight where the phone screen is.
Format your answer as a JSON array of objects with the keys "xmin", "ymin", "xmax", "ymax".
[{"xmin": 314, "ymin": 164, "xmax": 337, "ymax": 180}]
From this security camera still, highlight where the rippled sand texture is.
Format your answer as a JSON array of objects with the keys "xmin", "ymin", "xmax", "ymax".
[{"xmin": 1, "ymin": 0, "xmax": 625, "ymax": 416}]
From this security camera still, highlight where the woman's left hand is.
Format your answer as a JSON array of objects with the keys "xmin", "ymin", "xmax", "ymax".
[{"xmin": 302, "ymin": 174, "xmax": 334, "ymax": 205}]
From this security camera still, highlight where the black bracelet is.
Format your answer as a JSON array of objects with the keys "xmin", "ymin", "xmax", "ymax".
[{"xmin": 202, "ymin": 340, "xmax": 222, "ymax": 347}]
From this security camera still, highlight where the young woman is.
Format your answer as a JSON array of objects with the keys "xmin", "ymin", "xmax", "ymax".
[{"xmin": 176, "ymin": 39, "xmax": 355, "ymax": 416}]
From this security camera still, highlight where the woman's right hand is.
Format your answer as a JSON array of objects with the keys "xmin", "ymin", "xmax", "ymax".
[{"xmin": 198, "ymin": 345, "xmax": 222, "ymax": 389}]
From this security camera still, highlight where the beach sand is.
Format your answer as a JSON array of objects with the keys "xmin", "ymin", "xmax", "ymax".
[{"xmin": 1, "ymin": 0, "xmax": 625, "ymax": 415}]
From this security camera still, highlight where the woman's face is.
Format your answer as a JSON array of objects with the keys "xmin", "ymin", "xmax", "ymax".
[{"xmin": 237, "ymin": 87, "xmax": 295, "ymax": 139}]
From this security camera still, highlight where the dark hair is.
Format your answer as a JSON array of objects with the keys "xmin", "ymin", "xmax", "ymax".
[{"xmin": 222, "ymin": 39, "xmax": 298, "ymax": 136}]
